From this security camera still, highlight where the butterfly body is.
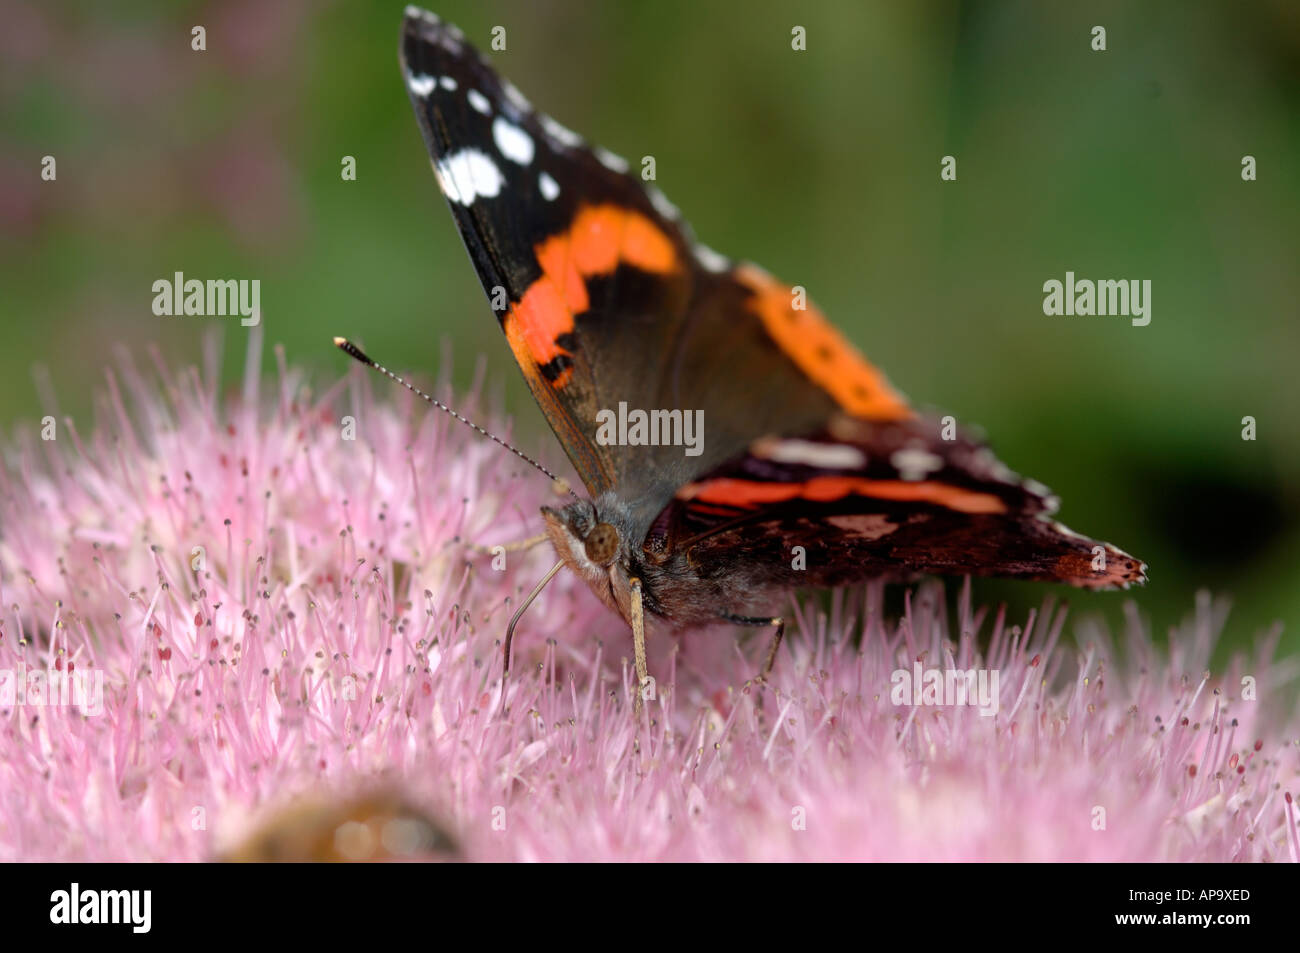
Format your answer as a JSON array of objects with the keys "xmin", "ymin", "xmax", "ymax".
[{"xmin": 395, "ymin": 8, "xmax": 1145, "ymax": 670}]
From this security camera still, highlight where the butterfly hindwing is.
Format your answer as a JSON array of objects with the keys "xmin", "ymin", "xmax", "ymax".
[{"xmin": 654, "ymin": 416, "xmax": 1146, "ymax": 591}]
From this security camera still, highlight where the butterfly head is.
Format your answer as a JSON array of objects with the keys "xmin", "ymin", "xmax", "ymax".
[
  {"xmin": 540, "ymin": 496, "xmax": 642, "ymax": 615},
  {"xmin": 540, "ymin": 498, "xmax": 628, "ymax": 566}
]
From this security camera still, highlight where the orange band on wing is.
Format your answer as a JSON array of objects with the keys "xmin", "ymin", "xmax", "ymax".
[
  {"xmin": 736, "ymin": 264, "xmax": 912, "ymax": 421},
  {"xmin": 677, "ymin": 476, "xmax": 1006, "ymax": 514},
  {"xmin": 503, "ymin": 203, "xmax": 679, "ymax": 381},
  {"xmin": 507, "ymin": 272, "xmax": 574, "ymax": 365}
]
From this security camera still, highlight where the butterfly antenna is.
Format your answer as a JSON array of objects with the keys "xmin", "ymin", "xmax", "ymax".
[{"xmin": 333, "ymin": 337, "xmax": 577, "ymax": 496}]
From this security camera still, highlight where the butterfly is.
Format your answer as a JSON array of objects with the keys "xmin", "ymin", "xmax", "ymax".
[{"xmin": 376, "ymin": 6, "xmax": 1145, "ymax": 700}]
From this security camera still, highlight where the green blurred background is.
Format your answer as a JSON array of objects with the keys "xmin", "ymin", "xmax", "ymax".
[{"xmin": 2, "ymin": 0, "xmax": 1297, "ymax": 653}]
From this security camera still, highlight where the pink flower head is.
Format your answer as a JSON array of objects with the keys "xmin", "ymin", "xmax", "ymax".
[{"xmin": 1, "ymin": 334, "xmax": 1296, "ymax": 861}]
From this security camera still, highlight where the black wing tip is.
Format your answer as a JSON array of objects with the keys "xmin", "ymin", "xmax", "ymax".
[
  {"xmin": 400, "ymin": 6, "xmax": 446, "ymax": 65},
  {"xmin": 401, "ymin": 6, "xmax": 465, "ymax": 51},
  {"xmin": 400, "ymin": 7, "xmax": 484, "ymax": 94},
  {"xmin": 402, "ymin": 5, "xmax": 441, "ymax": 33}
]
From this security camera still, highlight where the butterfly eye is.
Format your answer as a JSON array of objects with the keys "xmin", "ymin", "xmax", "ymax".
[{"xmin": 583, "ymin": 522, "xmax": 620, "ymax": 567}]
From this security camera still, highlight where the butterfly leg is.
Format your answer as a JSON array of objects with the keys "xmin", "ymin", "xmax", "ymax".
[
  {"xmin": 629, "ymin": 577, "xmax": 650, "ymax": 717},
  {"xmin": 724, "ymin": 614, "xmax": 786, "ymax": 682}
]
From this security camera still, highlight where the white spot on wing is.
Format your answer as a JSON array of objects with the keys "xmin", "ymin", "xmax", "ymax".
[
  {"xmin": 492, "ymin": 116, "xmax": 535, "ymax": 165},
  {"xmin": 405, "ymin": 6, "xmax": 439, "ymax": 24},
  {"xmin": 431, "ymin": 161, "xmax": 458, "ymax": 202},
  {"xmin": 1043, "ymin": 518, "xmax": 1087, "ymax": 541},
  {"xmin": 408, "ymin": 73, "xmax": 436, "ymax": 96},
  {"xmin": 595, "ymin": 147, "xmax": 629, "ymax": 173},
  {"xmin": 539, "ymin": 171, "xmax": 560, "ymax": 201},
  {"xmin": 1021, "ymin": 477, "xmax": 1060, "ymax": 512},
  {"xmin": 694, "ymin": 244, "xmax": 730, "ymax": 272},
  {"xmin": 467, "ymin": 89, "xmax": 491, "ymax": 114},
  {"xmin": 439, "ymin": 76, "xmax": 457, "ymax": 91},
  {"xmin": 434, "ymin": 148, "xmax": 504, "ymax": 206},
  {"xmin": 1024, "ymin": 478, "xmax": 1053, "ymax": 498},
  {"xmin": 752, "ymin": 437, "xmax": 866, "ymax": 470},
  {"xmin": 890, "ymin": 447, "xmax": 944, "ymax": 482},
  {"xmin": 647, "ymin": 186, "xmax": 680, "ymax": 221},
  {"xmin": 501, "ymin": 80, "xmax": 532, "ymax": 117},
  {"xmin": 540, "ymin": 114, "xmax": 583, "ymax": 149},
  {"xmin": 826, "ymin": 514, "xmax": 898, "ymax": 540}
]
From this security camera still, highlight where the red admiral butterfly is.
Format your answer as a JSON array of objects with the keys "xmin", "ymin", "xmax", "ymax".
[{"xmin": 348, "ymin": 7, "xmax": 1146, "ymax": 699}]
